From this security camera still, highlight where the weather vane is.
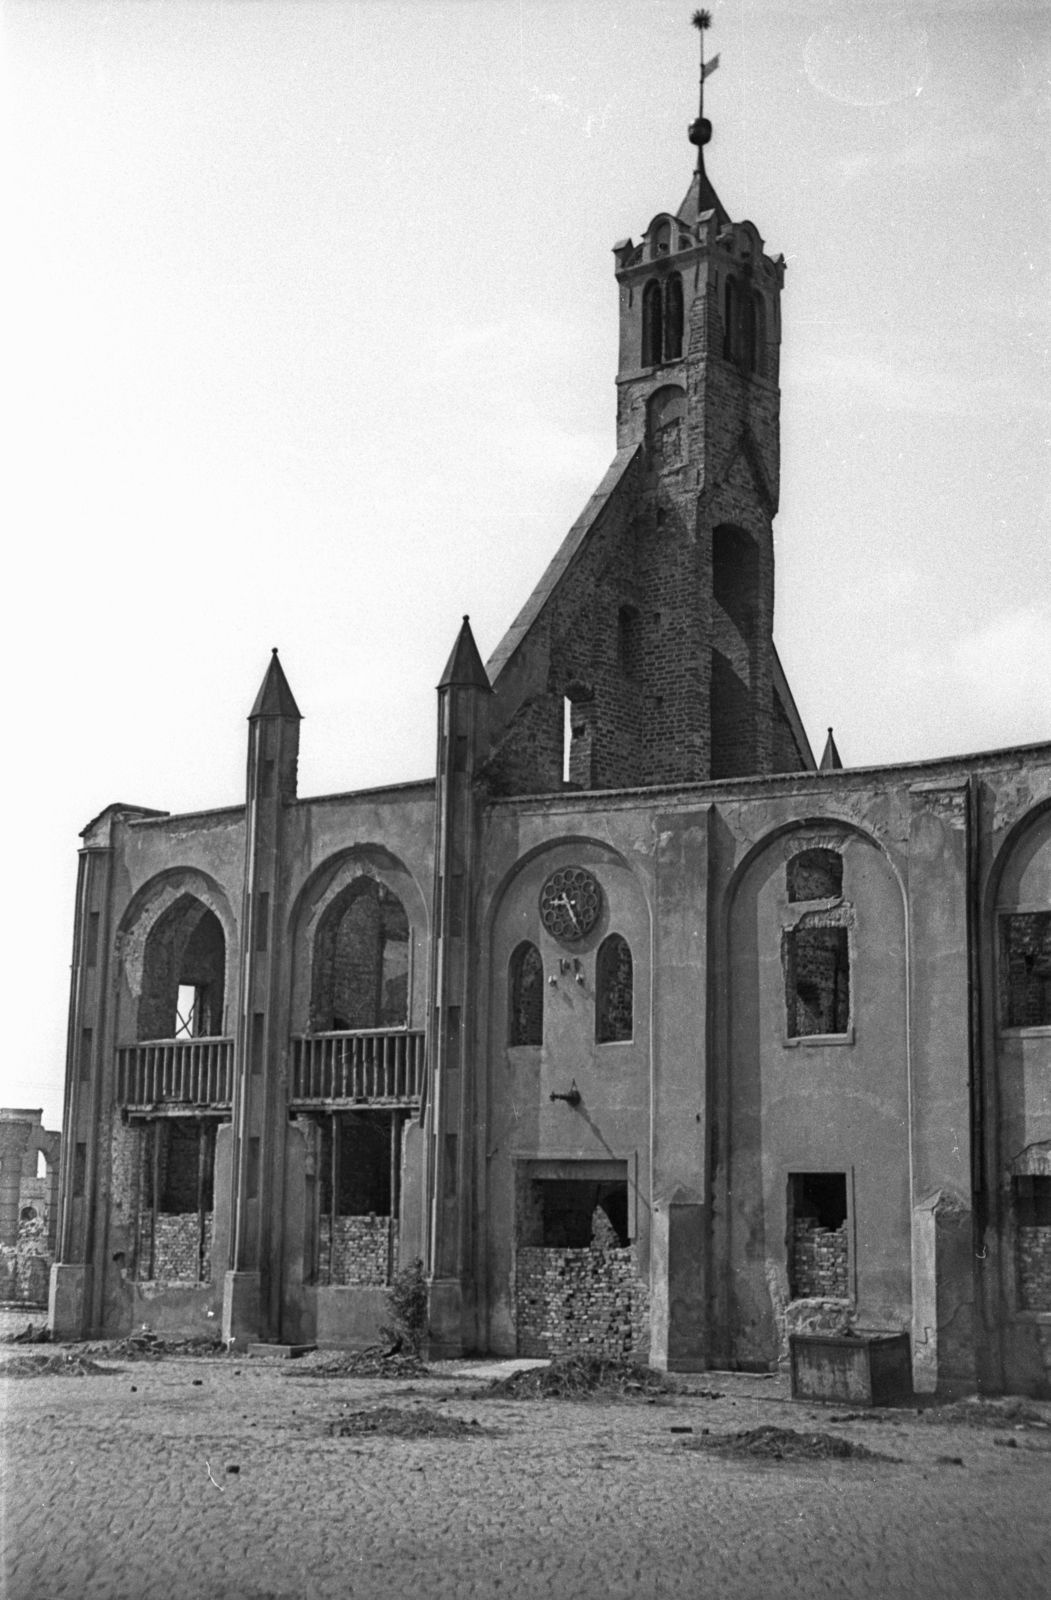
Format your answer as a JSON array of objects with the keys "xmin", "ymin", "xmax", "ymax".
[{"xmin": 690, "ymin": 10, "xmax": 720, "ymax": 163}]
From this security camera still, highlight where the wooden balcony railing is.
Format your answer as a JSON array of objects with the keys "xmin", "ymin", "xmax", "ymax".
[
  {"xmin": 117, "ymin": 1038, "xmax": 234, "ymax": 1109},
  {"xmin": 291, "ymin": 1029, "xmax": 425, "ymax": 1106}
]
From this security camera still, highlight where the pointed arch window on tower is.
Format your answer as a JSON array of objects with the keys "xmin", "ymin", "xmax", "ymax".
[
  {"xmin": 642, "ymin": 280, "xmax": 663, "ymax": 367},
  {"xmin": 596, "ymin": 934, "xmax": 633, "ymax": 1043},
  {"xmin": 509, "ymin": 942, "xmax": 544, "ymax": 1046},
  {"xmin": 724, "ymin": 276, "xmax": 763, "ymax": 373},
  {"xmin": 664, "ymin": 274, "xmax": 684, "ymax": 361}
]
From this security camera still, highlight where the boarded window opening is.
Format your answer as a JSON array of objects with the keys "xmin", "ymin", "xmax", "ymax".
[
  {"xmin": 1014, "ymin": 1175, "xmax": 1051, "ymax": 1312},
  {"xmin": 788, "ymin": 849, "xmax": 843, "ymax": 903},
  {"xmin": 509, "ymin": 942, "xmax": 543, "ymax": 1046},
  {"xmin": 1001, "ymin": 913, "xmax": 1051, "ymax": 1028},
  {"xmin": 311, "ymin": 876, "xmax": 410, "ymax": 1031},
  {"xmin": 788, "ymin": 1172, "xmax": 848, "ymax": 1299},
  {"xmin": 524, "ymin": 1178, "xmax": 630, "ymax": 1249},
  {"xmin": 596, "ymin": 934, "xmax": 633, "ymax": 1043},
  {"xmin": 785, "ymin": 925, "xmax": 850, "ymax": 1037}
]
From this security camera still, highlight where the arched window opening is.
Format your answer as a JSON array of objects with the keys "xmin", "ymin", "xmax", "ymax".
[
  {"xmin": 311, "ymin": 876, "xmax": 410, "ymax": 1032},
  {"xmin": 646, "ymin": 385, "xmax": 686, "ymax": 469},
  {"xmin": 596, "ymin": 935, "xmax": 633, "ymax": 1043},
  {"xmin": 712, "ymin": 524, "xmax": 759, "ymax": 639},
  {"xmin": 138, "ymin": 896, "xmax": 226, "ymax": 1041},
  {"xmin": 509, "ymin": 942, "xmax": 544, "ymax": 1046},
  {"xmin": 641, "ymin": 279, "xmax": 663, "ymax": 367},
  {"xmin": 653, "ymin": 221, "xmax": 672, "ymax": 257},
  {"xmin": 663, "ymin": 273, "xmax": 684, "ymax": 361},
  {"xmin": 787, "ymin": 849, "xmax": 843, "ymax": 903}
]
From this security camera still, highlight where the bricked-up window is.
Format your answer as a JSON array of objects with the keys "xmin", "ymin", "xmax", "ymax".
[
  {"xmin": 138, "ymin": 895, "xmax": 226, "ymax": 1041},
  {"xmin": 647, "ymin": 385, "xmax": 686, "ymax": 469},
  {"xmin": 788, "ymin": 1173, "xmax": 848, "ymax": 1299},
  {"xmin": 596, "ymin": 935, "xmax": 633, "ymax": 1043},
  {"xmin": 785, "ymin": 925, "xmax": 850, "ymax": 1037},
  {"xmin": 642, "ymin": 279, "xmax": 662, "ymax": 366},
  {"xmin": 1015, "ymin": 1175, "xmax": 1051, "ymax": 1312},
  {"xmin": 788, "ymin": 849, "xmax": 843, "ymax": 904},
  {"xmin": 311, "ymin": 876, "xmax": 409, "ymax": 1031},
  {"xmin": 1001, "ymin": 913, "xmax": 1051, "ymax": 1028},
  {"xmin": 314, "ymin": 1109, "xmax": 401, "ymax": 1289},
  {"xmin": 618, "ymin": 607, "xmax": 642, "ymax": 679},
  {"xmin": 509, "ymin": 942, "xmax": 544, "ymax": 1046},
  {"xmin": 138, "ymin": 1118, "xmax": 219, "ymax": 1284}
]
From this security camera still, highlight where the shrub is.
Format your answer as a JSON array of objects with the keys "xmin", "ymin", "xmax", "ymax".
[{"xmin": 381, "ymin": 1258, "xmax": 429, "ymax": 1357}]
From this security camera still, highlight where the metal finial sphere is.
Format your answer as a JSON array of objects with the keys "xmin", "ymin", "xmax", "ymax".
[{"xmin": 689, "ymin": 116, "xmax": 712, "ymax": 148}]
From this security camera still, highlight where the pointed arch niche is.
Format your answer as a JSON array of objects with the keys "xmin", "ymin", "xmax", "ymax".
[{"xmin": 509, "ymin": 942, "xmax": 544, "ymax": 1047}]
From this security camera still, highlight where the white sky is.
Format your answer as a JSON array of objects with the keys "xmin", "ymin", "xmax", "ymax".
[{"xmin": 3, "ymin": 0, "xmax": 1049, "ymax": 1129}]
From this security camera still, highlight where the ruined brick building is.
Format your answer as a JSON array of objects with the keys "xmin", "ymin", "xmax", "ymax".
[{"xmin": 51, "ymin": 94, "xmax": 1051, "ymax": 1396}]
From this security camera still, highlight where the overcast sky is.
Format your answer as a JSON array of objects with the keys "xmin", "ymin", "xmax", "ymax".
[{"xmin": 4, "ymin": 0, "xmax": 1049, "ymax": 1128}]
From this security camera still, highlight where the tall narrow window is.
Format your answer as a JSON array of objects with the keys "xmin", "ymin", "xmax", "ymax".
[
  {"xmin": 752, "ymin": 292, "xmax": 767, "ymax": 376},
  {"xmin": 723, "ymin": 277, "xmax": 740, "ymax": 361},
  {"xmin": 596, "ymin": 935, "xmax": 633, "ymax": 1043},
  {"xmin": 664, "ymin": 273, "xmax": 684, "ymax": 360},
  {"xmin": 509, "ymin": 942, "xmax": 544, "ymax": 1046},
  {"xmin": 785, "ymin": 925, "xmax": 850, "ymax": 1037},
  {"xmin": 1001, "ymin": 913, "xmax": 1051, "ymax": 1028},
  {"xmin": 642, "ymin": 279, "xmax": 663, "ymax": 367},
  {"xmin": 1014, "ymin": 1175, "xmax": 1051, "ymax": 1312},
  {"xmin": 787, "ymin": 1173, "xmax": 848, "ymax": 1299}
]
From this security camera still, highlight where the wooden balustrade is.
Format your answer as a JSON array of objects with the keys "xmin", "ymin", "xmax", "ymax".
[
  {"xmin": 291, "ymin": 1029, "xmax": 425, "ymax": 1106},
  {"xmin": 117, "ymin": 1038, "xmax": 234, "ymax": 1108}
]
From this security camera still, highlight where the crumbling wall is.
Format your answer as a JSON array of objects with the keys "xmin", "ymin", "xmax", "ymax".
[
  {"xmin": 515, "ymin": 1213, "xmax": 649, "ymax": 1359},
  {"xmin": 317, "ymin": 1215, "xmax": 392, "ymax": 1287},
  {"xmin": 790, "ymin": 1218, "xmax": 849, "ymax": 1299}
]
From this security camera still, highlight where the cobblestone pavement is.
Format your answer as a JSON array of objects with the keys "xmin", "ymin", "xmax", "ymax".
[{"xmin": 3, "ymin": 1350, "xmax": 1050, "ymax": 1600}]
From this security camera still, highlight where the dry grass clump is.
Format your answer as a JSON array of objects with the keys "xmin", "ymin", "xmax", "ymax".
[
  {"xmin": 329, "ymin": 1404, "xmax": 484, "ymax": 1440},
  {"xmin": 477, "ymin": 1353, "xmax": 693, "ymax": 1402},
  {"xmin": 292, "ymin": 1346, "xmax": 428, "ymax": 1379},
  {"xmin": 687, "ymin": 1424, "xmax": 897, "ymax": 1463},
  {"xmin": 1, "ymin": 1351, "xmax": 114, "ymax": 1379}
]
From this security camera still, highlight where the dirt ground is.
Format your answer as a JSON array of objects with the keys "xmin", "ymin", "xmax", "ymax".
[{"xmin": 2, "ymin": 1344, "xmax": 1050, "ymax": 1600}]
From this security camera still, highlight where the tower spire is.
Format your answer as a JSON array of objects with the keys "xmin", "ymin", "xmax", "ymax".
[{"xmin": 681, "ymin": 12, "xmax": 728, "ymax": 228}]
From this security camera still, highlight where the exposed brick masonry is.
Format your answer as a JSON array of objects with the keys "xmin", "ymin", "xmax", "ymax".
[
  {"xmin": 1018, "ymin": 1227, "xmax": 1051, "ymax": 1312},
  {"xmin": 515, "ymin": 1232, "xmax": 650, "ymax": 1360},
  {"xmin": 791, "ymin": 1219, "xmax": 849, "ymax": 1299},
  {"xmin": 317, "ymin": 1214, "xmax": 393, "ymax": 1287}
]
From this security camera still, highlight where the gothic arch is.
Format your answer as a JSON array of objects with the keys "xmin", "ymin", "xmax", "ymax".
[{"xmin": 116, "ymin": 869, "xmax": 238, "ymax": 1044}]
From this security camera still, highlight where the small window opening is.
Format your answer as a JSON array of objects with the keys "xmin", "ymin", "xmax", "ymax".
[
  {"xmin": 785, "ymin": 925, "xmax": 850, "ymax": 1037},
  {"xmin": 525, "ymin": 1178, "xmax": 630, "ymax": 1248},
  {"xmin": 562, "ymin": 697, "xmax": 573, "ymax": 785},
  {"xmin": 596, "ymin": 935, "xmax": 634, "ymax": 1043},
  {"xmin": 1014, "ymin": 1175, "xmax": 1051, "ymax": 1312},
  {"xmin": 1001, "ymin": 912, "xmax": 1051, "ymax": 1028},
  {"xmin": 36, "ymin": 1150, "xmax": 48, "ymax": 1180},
  {"xmin": 509, "ymin": 942, "xmax": 544, "ymax": 1046},
  {"xmin": 564, "ymin": 688, "xmax": 595, "ymax": 789},
  {"xmin": 175, "ymin": 985, "xmax": 197, "ymax": 1039},
  {"xmin": 787, "ymin": 849, "xmax": 843, "ymax": 903},
  {"xmin": 787, "ymin": 1172, "xmax": 848, "ymax": 1299},
  {"xmin": 653, "ymin": 221, "xmax": 671, "ymax": 256}
]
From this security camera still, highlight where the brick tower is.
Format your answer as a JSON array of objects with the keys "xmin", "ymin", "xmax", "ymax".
[{"xmin": 483, "ymin": 73, "xmax": 812, "ymax": 793}]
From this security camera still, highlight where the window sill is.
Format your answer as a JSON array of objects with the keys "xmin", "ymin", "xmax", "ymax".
[
  {"xmin": 999, "ymin": 1025, "xmax": 1051, "ymax": 1040},
  {"xmin": 782, "ymin": 1028, "xmax": 855, "ymax": 1050},
  {"xmin": 1012, "ymin": 1310, "xmax": 1051, "ymax": 1324}
]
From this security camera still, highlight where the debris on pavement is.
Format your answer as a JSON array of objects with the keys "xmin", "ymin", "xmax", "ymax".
[
  {"xmin": 685, "ymin": 1424, "xmax": 899, "ymax": 1462},
  {"xmin": 329, "ymin": 1405, "xmax": 487, "ymax": 1440}
]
